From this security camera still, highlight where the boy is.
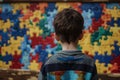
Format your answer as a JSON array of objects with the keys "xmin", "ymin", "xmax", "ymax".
[{"xmin": 38, "ymin": 8, "xmax": 98, "ymax": 80}]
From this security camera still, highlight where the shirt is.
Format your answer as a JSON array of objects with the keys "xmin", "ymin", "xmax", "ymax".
[{"xmin": 38, "ymin": 50, "xmax": 98, "ymax": 80}]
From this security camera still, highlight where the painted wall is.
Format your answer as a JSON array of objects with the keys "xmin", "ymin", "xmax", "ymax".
[{"xmin": 0, "ymin": 3, "xmax": 120, "ymax": 74}]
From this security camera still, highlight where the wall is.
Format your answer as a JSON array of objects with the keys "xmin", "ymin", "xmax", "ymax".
[{"xmin": 0, "ymin": 3, "xmax": 120, "ymax": 74}]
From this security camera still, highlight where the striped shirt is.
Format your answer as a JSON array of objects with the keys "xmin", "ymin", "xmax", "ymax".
[{"xmin": 38, "ymin": 50, "xmax": 98, "ymax": 80}]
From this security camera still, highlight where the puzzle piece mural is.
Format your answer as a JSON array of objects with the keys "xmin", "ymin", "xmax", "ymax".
[{"xmin": 0, "ymin": 3, "xmax": 120, "ymax": 74}]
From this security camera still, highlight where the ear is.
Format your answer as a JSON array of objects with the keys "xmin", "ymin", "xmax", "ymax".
[{"xmin": 54, "ymin": 33, "xmax": 60, "ymax": 41}]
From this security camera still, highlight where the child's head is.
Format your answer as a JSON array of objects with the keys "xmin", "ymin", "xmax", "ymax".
[{"xmin": 53, "ymin": 8, "xmax": 84, "ymax": 44}]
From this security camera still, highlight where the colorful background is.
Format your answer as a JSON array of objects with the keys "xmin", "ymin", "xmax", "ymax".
[{"xmin": 0, "ymin": 3, "xmax": 120, "ymax": 74}]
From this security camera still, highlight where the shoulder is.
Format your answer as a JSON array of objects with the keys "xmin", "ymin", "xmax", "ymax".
[
  {"xmin": 80, "ymin": 53, "xmax": 95, "ymax": 67},
  {"xmin": 44, "ymin": 52, "xmax": 61, "ymax": 65}
]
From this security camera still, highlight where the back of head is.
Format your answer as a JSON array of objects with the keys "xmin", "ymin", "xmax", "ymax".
[{"xmin": 53, "ymin": 8, "xmax": 84, "ymax": 44}]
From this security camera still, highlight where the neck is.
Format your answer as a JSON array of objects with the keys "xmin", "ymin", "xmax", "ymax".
[{"xmin": 61, "ymin": 42, "xmax": 78, "ymax": 51}]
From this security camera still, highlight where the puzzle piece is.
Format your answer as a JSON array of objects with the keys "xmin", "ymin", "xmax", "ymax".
[
  {"xmin": 0, "ymin": 19, "xmax": 13, "ymax": 32},
  {"xmin": 99, "ymin": 36, "xmax": 111, "ymax": 46},
  {"xmin": 13, "ymin": 52, "xmax": 21, "ymax": 62},
  {"xmin": 29, "ymin": 34, "xmax": 43, "ymax": 48},
  {"xmin": 92, "ymin": 42, "xmax": 101, "ymax": 54},
  {"xmin": 39, "ymin": 50, "xmax": 48, "ymax": 62},
  {"xmin": 20, "ymin": 9, "xmax": 33, "ymax": 21},
  {"xmin": 2, "ymin": 61, "xmax": 12, "ymax": 69},
  {"xmin": 30, "ymin": 10, "xmax": 44, "ymax": 22},
  {"xmin": 2, "ymin": 52, "xmax": 13, "ymax": 64},
  {"xmin": 101, "ymin": 45, "xmax": 114, "ymax": 55},
  {"xmin": 69, "ymin": 2, "xmax": 82, "ymax": 13},
  {"xmin": 28, "ymin": 3, "xmax": 39, "ymax": 12},
  {"xmin": 101, "ymin": 14, "xmax": 111, "ymax": 29},
  {"xmin": 37, "ymin": 3, "xmax": 48, "ymax": 14},
  {"xmin": 34, "ymin": 45, "xmax": 43, "ymax": 55},
  {"xmin": 11, "ymin": 3, "xmax": 29, "ymax": 14},
  {"xmin": 56, "ymin": 3, "xmax": 71, "ymax": 12},
  {"xmin": 45, "ymin": 36, "xmax": 56, "ymax": 48},
  {"xmin": 111, "ymin": 55, "xmax": 120, "ymax": 73},
  {"xmin": 91, "ymin": 27, "xmax": 112, "ymax": 45},
  {"xmin": 109, "ymin": 63, "xmax": 119, "ymax": 73},
  {"xmin": 27, "ymin": 25, "xmax": 43, "ymax": 37},
  {"xmin": 0, "ymin": 31, "xmax": 10, "ymax": 46},
  {"xmin": 45, "ymin": 9, "xmax": 57, "ymax": 33},
  {"xmin": 0, "ymin": 61, "xmax": 3, "ymax": 68},
  {"xmin": 78, "ymin": 31, "xmax": 91, "ymax": 46},
  {"xmin": 110, "ymin": 23, "xmax": 120, "ymax": 38},
  {"xmin": 0, "ymin": 10, "xmax": 12, "ymax": 21},
  {"xmin": 6, "ymin": 36, "xmax": 23, "ymax": 55},
  {"xmin": 95, "ymin": 60, "xmax": 109, "ymax": 74},
  {"xmin": 107, "ymin": 18, "xmax": 120, "ymax": 26},
  {"xmin": 112, "ymin": 41, "xmax": 120, "ymax": 56},
  {"xmin": 90, "ymin": 18, "xmax": 104, "ymax": 32},
  {"xmin": 81, "ymin": 3, "xmax": 93, "ymax": 11},
  {"xmin": 20, "ymin": 35, "xmax": 31, "ymax": 55},
  {"xmin": 10, "ymin": 61, "xmax": 23, "ymax": 69},
  {"xmin": 46, "ymin": 3, "xmax": 56, "ymax": 12},
  {"xmin": 94, "ymin": 52, "xmax": 103, "ymax": 62},
  {"xmin": 21, "ymin": 51, "xmax": 30, "ymax": 69},
  {"xmin": 82, "ymin": 9, "xmax": 94, "ymax": 29},
  {"xmin": 102, "ymin": 52, "xmax": 113, "ymax": 66},
  {"xmin": 29, "ymin": 60, "xmax": 39, "ymax": 71},
  {"xmin": 45, "ymin": 44, "xmax": 57, "ymax": 56},
  {"xmin": 30, "ymin": 53, "xmax": 39, "ymax": 62},
  {"xmin": 81, "ymin": 3, "xmax": 102, "ymax": 20},
  {"xmin": 91, "ymin": 4, "xmax": 103, "ymax": 20},
  {"xmin": 0, "ymin": 4, "xmax": 13, "ymax": 12},
  {"xmin": 107, "ymin": 6, "xmax": 120, "ymax": 20},
  {"xmin": 10, "ymin": 26, "xmax": 28, "ymax": 39}
]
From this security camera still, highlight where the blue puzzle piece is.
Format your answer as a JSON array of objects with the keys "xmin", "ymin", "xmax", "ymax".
[
  {"xmin": 45, "ymin": 9, "xmax": 57, "ymax": 32},
  {"xmin": 45, "ymin": 44, "xmax": 58, "ymax": 55},
  {"xmin": 9, "ymin": 10, "xmax": 23, "ymax": 22},
  {"xmin": 107, "ymin": 18, "xmax": 120, "ymax": 26},
  {"xmin": 94, "ymin": 52, "xmax": 103, "ymax": 61},
  {"xmin": 0, "ymin": 4, "xmax": 13, "ymax": 12},
  {"xmin": 80, "ymin": 3, "xmax": 93, "ymax": 11},
  {"xmin": 21, "ymin": 51, "xmax": 30, "ymax": 69},
  {"xmin": 91, "ymin": 4, "xmax": 102, "ymax": 20},
  {"xmin": 0, "ymin": 30, "xmax": 10, "ymax": 46},
  {"xmin": 10, "ymin": 25, "xmax": 28, "ymax": 39},
  {"xmin": 35, "ymin": 45, "xmax": 43, "ymax": 54},
  {"xmin": 102, "ymin": 52, "xmax": 113, "ymax": 66},
  {"xmin": 112, "ymin": 41, "xmax": 120, "ymax": 56},
  {"xmin": 81, "ymin": 3, "xmax": 102, "ymax": 20},
  {"xmin": 39, "ymin": 50, "xmax": 48, "ymax": 62},
  {"xmin": 46, "ymin": 3, "xmax": 56, "ymax": 12},
  {"xmin": 82, "ymin": 9, "xmax": 94, "ymax": 29},
  {"xmin": 2, "ymin": 52, "xmax": 13, "ymax": 64},
  {"xmin": 0, "ymin": 11, "xmax": 12, "ymax": 21}
]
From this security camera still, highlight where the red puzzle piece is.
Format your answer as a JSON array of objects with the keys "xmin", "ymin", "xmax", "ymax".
[
  {"xmin": 10, "ymin": 61, "xmax": 23, "ymax": 69},
  {"xmin": 30, "ymin": 53, "xmax": 39, "ymax": 62},
  {"xmin": 13, "ymin": 51, "xmax": 21, "ymax": 62},
  {"xmin": 90, "ymin": 18, "xmax": 104, "ymax": 32}
]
